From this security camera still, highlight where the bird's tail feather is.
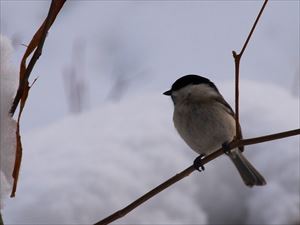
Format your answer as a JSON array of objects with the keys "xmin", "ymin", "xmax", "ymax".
[{"xmin": 228, "ymin": 150, "xmax": 266, "ymax": 187}]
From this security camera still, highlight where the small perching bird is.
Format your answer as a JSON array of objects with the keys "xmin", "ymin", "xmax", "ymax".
[{"xmin": 164, "ymin": 75, "xmax": 266, "ymax": 187}]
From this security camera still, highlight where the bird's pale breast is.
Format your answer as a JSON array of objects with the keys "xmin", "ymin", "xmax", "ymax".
[{"xmin": 173, "ymin": 101, "xmax": 236, "ymax": 155}]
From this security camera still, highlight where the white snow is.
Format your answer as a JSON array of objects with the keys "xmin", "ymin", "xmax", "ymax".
[
  {"xmin": 0, "ymin": 34, "xmax": 18, "ymax": 208},
  {"xmin": 247, "ymin": 182, "xmax": 299, "ymax": 225},
  {"xmin": 2, "ymin": 80, "xmax": 299, "ymax": 224}
]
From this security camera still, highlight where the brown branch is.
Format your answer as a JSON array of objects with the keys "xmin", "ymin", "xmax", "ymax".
[
  {"xmin": 95, "ymin": 129, "xmax": 300, "ymax": 225},
  {"xmin": 233, "ymin": 0, "xmax": 268, "ymax": 140},
  {"xmin": 0, "ymin": 212, "xmax": 3, "ymax": 225},
  {"xmin": 9, "ymin": 0, "xmax": 66, "ymax": 198},
  {"xmin": 10, "ymin": 0, "xmax": 66, "ymax": 116}
]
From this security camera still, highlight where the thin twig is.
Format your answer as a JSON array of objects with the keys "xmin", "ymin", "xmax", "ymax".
[
  {"xmin": 94, "ymin": 129, "xmax": 300, "ymax": 225},
  {"xmin": 233, "ymin": 0, "xmax": 268, "ymax": 139},
  {"xmin": 239, "ymin": 0, "xmax": 269, "ymax": 57},
  {"xmin": 0, "ymin": 212, "xmax": 3, "ymax": 225},
  {"xmin": 233, "ymin": 50, "xmax": 240, "ymax": 139},
  {"xmin": 9, "ymin": 3, "xmax": 54, "ymax": 197},
  {"xmin": 9, "ymin": 0, "xmax": 66, "ymax": 198},
  {"xmin": 10, "ymin": 0, "xmax": 66, "ymax": 116}
]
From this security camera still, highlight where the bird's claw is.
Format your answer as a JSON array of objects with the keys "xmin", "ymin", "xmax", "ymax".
[
  {"xmin": 193, "ymin": 154, "xmax": 205, "ymax": 172},
  {"xmin": 222, "ymin": 142, "xmax": 231, "ymax": 155}
]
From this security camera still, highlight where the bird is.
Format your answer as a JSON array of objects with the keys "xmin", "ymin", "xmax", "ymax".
[{"xmin": 163, "ymin": 74, "xmax": 266, "ymax": 187}]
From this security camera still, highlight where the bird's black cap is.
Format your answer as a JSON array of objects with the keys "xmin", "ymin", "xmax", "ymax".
[{"xmin": 163, "ymin": 74, "xmax": 218, "ymax": 95}]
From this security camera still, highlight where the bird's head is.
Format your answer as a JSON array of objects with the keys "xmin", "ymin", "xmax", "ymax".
[{"xmin": 163, "ymin": 74, "xmax": 220, "ymax": 105}]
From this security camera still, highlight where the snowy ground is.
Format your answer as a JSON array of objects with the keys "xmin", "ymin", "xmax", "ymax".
[{"xmin": 2, "ymin": 81, "xmax": 299, "ymax": 224}]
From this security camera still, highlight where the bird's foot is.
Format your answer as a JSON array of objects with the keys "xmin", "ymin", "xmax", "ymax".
[
  {"xmin": 222, "ymin": 141, "xmax": 231, "ymax": 155},
  {"xmin": 193, "ymin": 154, "xmax": 205, "ymax": 172}
]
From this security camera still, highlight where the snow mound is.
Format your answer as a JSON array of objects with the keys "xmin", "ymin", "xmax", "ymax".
[
  {"xmin": 3, "ymin": 80, "xmax": 299, "ymax": 224},
  {"xmin": 0, "ymin": 34, "xmax": 18, "ymax": 209}
]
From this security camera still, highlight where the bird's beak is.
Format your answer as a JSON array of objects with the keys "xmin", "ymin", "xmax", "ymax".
[{"xmin": 163, "ymin": 90, "xmax": 172, "ymax": 96}]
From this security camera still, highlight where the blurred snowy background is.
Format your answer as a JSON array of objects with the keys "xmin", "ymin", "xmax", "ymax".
[{"xmin": 0, "ymin": 1, "xmax": 299, "ymax": 224}]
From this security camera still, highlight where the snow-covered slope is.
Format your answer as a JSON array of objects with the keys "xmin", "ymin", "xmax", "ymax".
[{"xmin": 3, "ymin": 81, "xmax": 299, "ymax": 224}]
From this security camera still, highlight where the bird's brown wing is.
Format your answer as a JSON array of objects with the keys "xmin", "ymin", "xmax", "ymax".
[{"xmin": 215, "ymin": 96, "xmax": 244, "ymax": 151}]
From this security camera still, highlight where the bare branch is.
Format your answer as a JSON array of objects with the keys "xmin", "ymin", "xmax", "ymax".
[
  {"xmin": 233, "ymin": 0, "xmax": 268, "ymax": 140},
  {"xmin": 94, "ymin": 129, "xmax": 300, "ymax": 225},
  {"xmin": 10, "ymin": 0, "xmax": 66, "ymax": 116},
  {"xmin": 9, "ymin": 0, "xmax": 66, "ymax": 198},
  {"xmin": 239, "ymin": 0, "xmax": 269, "ymax": 58},
  {"xmin": 0, "ymin": 212, "xmax": 3, "ymax": 225}
]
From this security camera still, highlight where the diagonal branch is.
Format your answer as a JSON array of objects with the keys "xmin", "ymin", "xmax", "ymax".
[
  {"xmin": 239, "ymin": 0, "xmax": 269, "ymax": 58},
  {"xmin": 233, "ymin": 0, "xmax": 268, "ymax": 140},
  {"xmin": 94, "ymin": 128, "xmax": 300, "ymax": 225}
]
